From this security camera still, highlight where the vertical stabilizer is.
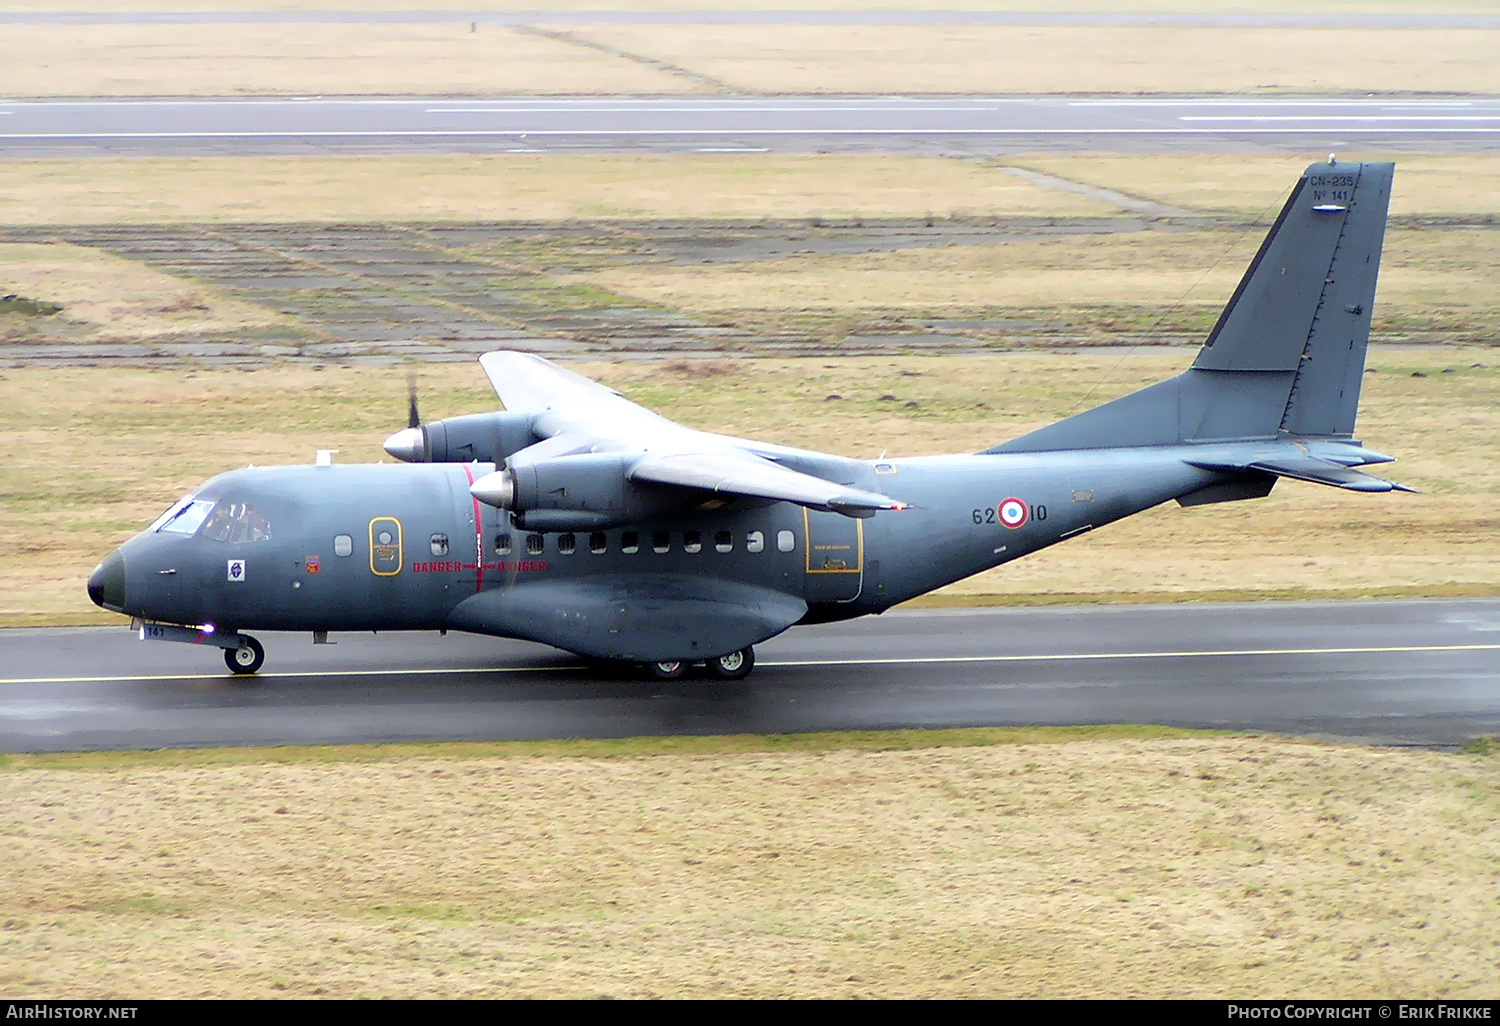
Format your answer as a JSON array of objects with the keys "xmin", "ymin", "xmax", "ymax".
[
  {"xmin": 987, "ymin": 161, "xmax": 1394, "ymax": 454},
  {"xmin": 1192, "ymin": 160, "xmax": 1393, "ymax": 436}
]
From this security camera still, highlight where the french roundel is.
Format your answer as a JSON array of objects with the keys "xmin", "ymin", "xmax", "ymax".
[{"xmin": 998, "ymin": 497, "xmax": 1029, "ymax": 529}]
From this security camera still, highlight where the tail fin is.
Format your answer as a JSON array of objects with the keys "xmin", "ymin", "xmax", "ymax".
[{"xmin": 988, "ymin": 160, "xmax": 1393, "ymax": 454}]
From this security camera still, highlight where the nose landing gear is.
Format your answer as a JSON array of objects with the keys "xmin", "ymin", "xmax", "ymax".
[
  {"xmin": 138, "ymin": 621, "xmax": 266, "ymax": 676},
  {"xmin": 225, "ymin": 637, "xmax": 266, "ymax": 675}
]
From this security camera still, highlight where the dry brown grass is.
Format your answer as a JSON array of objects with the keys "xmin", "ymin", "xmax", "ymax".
[
  {"xmin": 582, "ymin": 226, "xmax": 1500, "ymax": 336},
  {"xmin": 0, "ymin": 155, "xmax": 1111, "ymax": 225},
  {"xmin": 3, "ymin": 351, "xmax": 1495, "ymax": 626},
  {"xmin": 581, "ymin": 24, "xmax": 1500, "ymax": 94},
  {"xmin": 3, "ymin": 2, "xmax": 1482, "ymax": 12},
  {"xmin": 0, "ymin": 24, "xmax": 689, "ymax": 97},
  {"xmin": 1014, "ymin": 153, "xmax": 1500, "ymax": 218},
  {"xmin": 0, "ymin": 242, "xmax": 287, "ymax": 340},
  {"xmin": 1, "ymin": 734, "xmax": 1496, "ymax": 998}
]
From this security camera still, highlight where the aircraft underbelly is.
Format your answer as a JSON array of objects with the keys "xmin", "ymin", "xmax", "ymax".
[{"xmin": 445, "ymin": 574, "xmax": 807, "ymax": 662}]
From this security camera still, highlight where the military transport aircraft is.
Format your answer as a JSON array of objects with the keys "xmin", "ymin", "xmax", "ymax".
[{"xmin": 89, "ymin": 160, "xmax": 1410, "ymax": 680}]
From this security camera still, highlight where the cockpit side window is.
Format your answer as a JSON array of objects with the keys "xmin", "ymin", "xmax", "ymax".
[
  {"xmin": 198, "ymin": 501, "xmax": 273, "ymax": 543},
  {"xmin": 157, "ymin": 499, "xmax": 215, "ymax": 536}
]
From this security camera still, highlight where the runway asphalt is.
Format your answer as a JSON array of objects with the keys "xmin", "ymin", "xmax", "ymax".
[
  {"xmin": 3, "ymin": 598, "xmax": 1498, "ymax": 753},
  {"xmin": 4, "ymin": 96, "xmax": 1499, "ymax": 156}
]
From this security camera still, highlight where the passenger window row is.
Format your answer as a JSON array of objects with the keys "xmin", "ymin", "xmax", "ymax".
[{"xmin": 492, "ymin": 528, "xmax": 796, "ymax": 556}]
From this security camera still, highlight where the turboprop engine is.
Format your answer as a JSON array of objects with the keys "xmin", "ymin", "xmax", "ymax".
[
  {"xmin": 383, "ymin": 412, "xmax": 540, "ymax": 466},
  {"xmin": 468, "ymin": 452, "xmax": 692, "ymax": 531}
]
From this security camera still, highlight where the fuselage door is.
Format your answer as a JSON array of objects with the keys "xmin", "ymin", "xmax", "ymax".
[
  {"xmin": 369, "ymin": 517, "xmax": 403, "ymax": 576},
  {"xmin": 803, "ymin": 508, "xmax": 862, "ymax": 603}
]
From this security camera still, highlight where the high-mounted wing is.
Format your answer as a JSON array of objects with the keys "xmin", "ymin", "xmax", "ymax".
[{"xmin": 460, "ymin": 351, "xmax": 904, "ymax": 524}]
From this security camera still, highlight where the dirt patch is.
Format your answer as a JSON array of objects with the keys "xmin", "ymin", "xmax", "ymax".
[
  {"xmin": 0, "ymin": 735, "xmax": 1495, "ymax": 998},
  {"xmin": 0, "ymin": 241, "xmax": 290, "ymax": 342}
]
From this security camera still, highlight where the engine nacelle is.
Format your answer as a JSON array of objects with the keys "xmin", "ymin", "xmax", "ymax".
[
  {"xmin": 470, "ymin": 452, "xmax": 692, "ymax": 530},
  {"xmin": 384, "ymin": 412, "xmax": 539, "ymax": 465}
]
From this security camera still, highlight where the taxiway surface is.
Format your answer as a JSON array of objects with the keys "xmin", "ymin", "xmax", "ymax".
[
  {"xmin": 4, "ymin": 96, "xmax": 1499, "ymax": 156},
  {"xmin": 3, "ymin": 598, "xmax": 1497, "ymax": 753}
]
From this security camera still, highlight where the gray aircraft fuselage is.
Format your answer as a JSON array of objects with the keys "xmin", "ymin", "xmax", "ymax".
[{"xmin": 93, "ymin": 447, "xmax": 1215, "ymax": 644}]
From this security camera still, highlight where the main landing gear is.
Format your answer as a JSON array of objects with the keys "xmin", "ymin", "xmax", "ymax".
[{"xmin": 646, "ymin": 646, "xmax": 755, "ymax": 681}]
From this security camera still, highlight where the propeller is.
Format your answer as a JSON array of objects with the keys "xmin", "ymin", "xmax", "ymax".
[{"xmin": 382, "ymin": 369, "xmax": 427, "ymax": 462}]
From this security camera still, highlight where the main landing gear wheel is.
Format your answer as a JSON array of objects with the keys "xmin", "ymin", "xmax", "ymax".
[
  {"xmin": 225, "ymin": 636, "xmax": 265, "ymax": 675},
  {"xmin": 707, "ymin": 646, "xmax": 755, "ymax": 681},
  {"xmin": 648, "ymin": 660, "xmax": 686, "ymax": 680}
]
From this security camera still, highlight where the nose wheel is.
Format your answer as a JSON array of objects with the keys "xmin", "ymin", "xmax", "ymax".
[{"xmin": 225, "ymin": 636, "xmax": 265, "ymax": 675}]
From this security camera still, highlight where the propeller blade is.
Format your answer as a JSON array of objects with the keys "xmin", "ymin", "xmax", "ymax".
[{"xmin": 407, "ymin": 371, "xmax": 421, "ymax": 430}]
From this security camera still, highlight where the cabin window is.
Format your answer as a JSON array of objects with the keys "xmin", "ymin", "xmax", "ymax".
[
  {"xmin": 684, "ymin": 530, "xmax": 702, "ymax": 553},
  {"xmin": 197, "ymin": 501, "xmax": 272, "ymax": 543},
  {"xmin": 494, "ymin": 533, "xmax": 512, "ymax": 555},
  {"xmin": 652, "ymin": 530, "xmax": 670, "ymax": 554},
  {"xmin": 589, "ymin": 531, "xmax": 607, "ymax": 554},
  {"xmin": 714, "ymin": 530, "xmax": 733, "ymax": 553},
  {"xmin": 621, "ymin": 531, "xmax": 640, "ymax": 554},
  {"xmin": 430, "ymin": 533, "xmax": 449, "ymax": 557},
  {"xmin": 777, "ymin": 530, "xmax": 795, "ymax": 553},
  {"xmin": 746, "ymin": 530, "xmax": 765, "ymax": 553},
  {"xmin": 558, "ymin": 533, "xmax": 576, "ymax": 555},
  {"xmin": 334, "ymin": 534, "xmax": 353, "ymax": 557},
  {"xmin": 526, "ymin": 533, "xmax": 545, "ymax": 555}
]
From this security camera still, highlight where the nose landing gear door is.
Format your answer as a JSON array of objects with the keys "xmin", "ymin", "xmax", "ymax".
[
  {"xmin": 369, "ymin": 517, "xmax": 403, "ymax": 576},
  {"xmin": 803, "ymin": 508, "xmax": 863, "ymax": 603}
]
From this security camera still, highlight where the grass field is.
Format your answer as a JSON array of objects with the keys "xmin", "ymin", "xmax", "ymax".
[
  {"xmin": 582, "ymin": 24, "xmax": 1500, "ymax": 95},
  {"xmin": 0, "ymin": 155, "xmax": 1115, "ymax": 225},
  {"xmin": 1012, "ymin": 154, "xmax": 1500, "ymax": 218},
  {"xmin": 0, "ymin": 24, "xmax": 691, "ymax": 98},
  {"xmin": 0, "ymin": 153, "xmax": 1492, "ymax": 226},
  {"xmin": 2, "ymin": 351, "xmax": 1495, "ymax": 626},
  {"xmin": 2, "ymin": 2, "xmax": 1489, "ymax": 12},
  {"xmin": 1, "ymin": 730, "xmax": 1496, "ymax": 998},
  {"xmin": 5, "ymin": 14, "xmax": 1497, "ymax": 96}
]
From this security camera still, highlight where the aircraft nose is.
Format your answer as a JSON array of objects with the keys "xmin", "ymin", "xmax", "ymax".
[{"xmin": 88, "ymin": 550, "xmax": 126, "ymax": 612}]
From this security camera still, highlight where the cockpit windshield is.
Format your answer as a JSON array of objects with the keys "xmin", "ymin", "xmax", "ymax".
[
  {"xmin": 155, "ymin": 499, "xmax": 215, "ymax": 536},
  {"xmin": 198, "ymin": 501, "xmax": 273, "ymax": 543},
  {"xmin": 147, "ymin": 497, "xmax": 193, "ymax": 533}
]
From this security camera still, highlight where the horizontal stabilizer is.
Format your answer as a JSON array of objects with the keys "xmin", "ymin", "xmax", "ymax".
[{"xmin": 1186, "ymin": 454, "xmax": 1415, "ymax": 493}]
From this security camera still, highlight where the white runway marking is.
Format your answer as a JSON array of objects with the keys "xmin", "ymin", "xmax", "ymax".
[{"xmin": 4, "ymin": 643, "xmax": 1497, "ymax": 687}]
